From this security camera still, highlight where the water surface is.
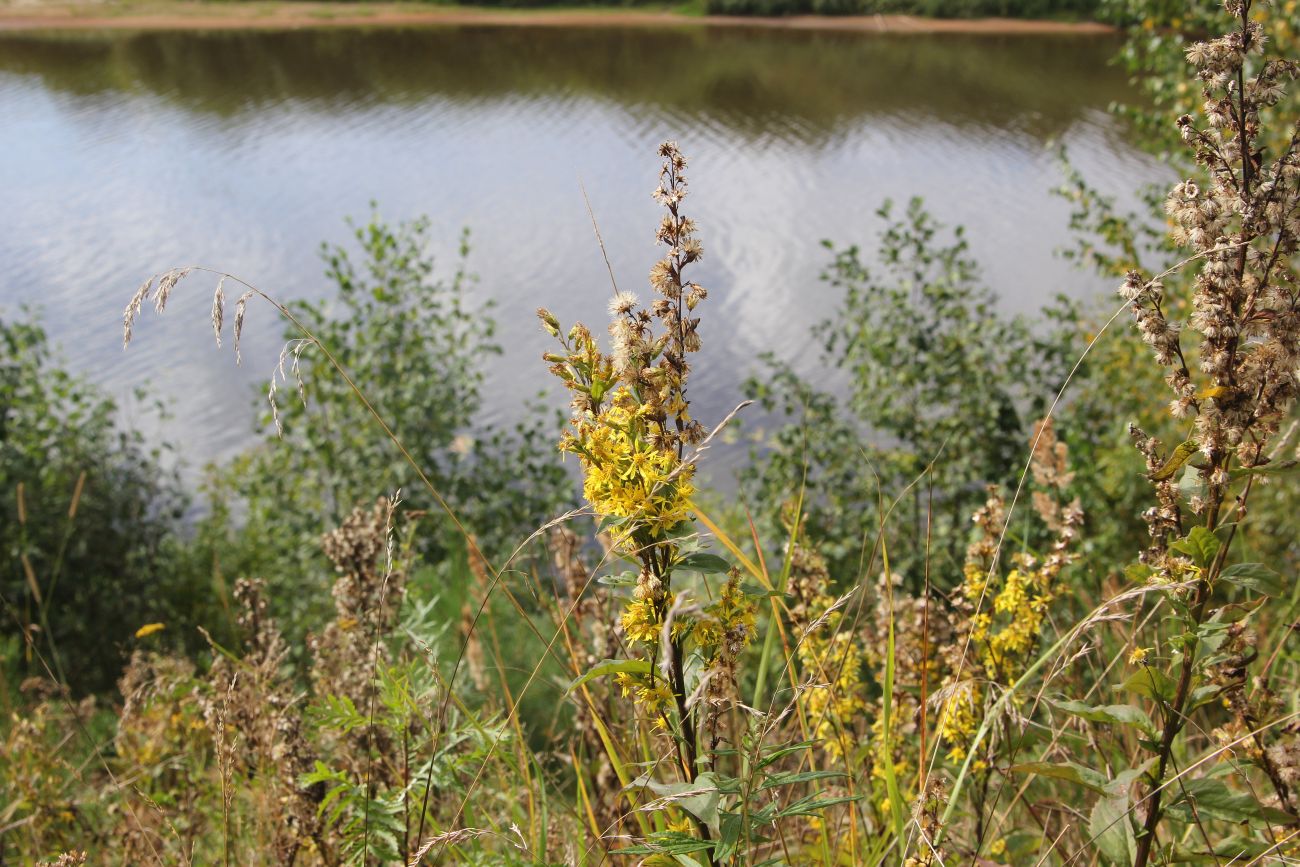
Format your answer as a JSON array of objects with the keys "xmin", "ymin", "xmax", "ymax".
[{"xmin": 0, "ymin": 25, "xmax": 1166, "ymax": 481}]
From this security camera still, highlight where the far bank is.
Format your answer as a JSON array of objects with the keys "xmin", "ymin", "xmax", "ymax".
[{"xmin": 0, "ymin": 1, "xmax": 1116, "ymax": 33}]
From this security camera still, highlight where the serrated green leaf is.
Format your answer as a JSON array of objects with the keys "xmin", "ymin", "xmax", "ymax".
[
  {"xmin": 1170, "ymin": 526, "xmax": 1221, "ymax": 568},
  {"xmin": 1125, "ymin": 561, "xmax": 1154, "ymax": 584},
  {"xmin": 615, "ymin": 831, "xmax": 715, "ymax": 856},
  {"xmin": 1219, "ymin": 562, "xmax": 1285, "ymax": 597}
]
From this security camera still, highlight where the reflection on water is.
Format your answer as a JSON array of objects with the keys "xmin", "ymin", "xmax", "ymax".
[
  {"xmin": 1, "ymin": 27, "xmax": 1126, "ymax": 136},
  {"xmin": 0, "ymin": 26, "xmax": 1167, "ymax": 481}
]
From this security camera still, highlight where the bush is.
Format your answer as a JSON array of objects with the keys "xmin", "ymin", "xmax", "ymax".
[
  {"xmin": 196, "ymin": 210, "xmax": 573, "ymax": 647},
  {"xmin": 0, "ymin": 316, "xmax": 199, "ymax": 694},
  {"xmin": 742, "ymin": 198, "xmax": 1080, "ymax": 584}
]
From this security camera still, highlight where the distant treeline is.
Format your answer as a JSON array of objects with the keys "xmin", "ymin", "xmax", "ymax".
[
  {"xmin": 702, "ymin": 0, "xmax": 1099, "ymax": 17},
  {"xmin": 472, "ymin": 0, "xmax": 1103, "ymax": 16},
  {"xmin": 251, "ymin": 0, "xmax": 1107, "ymax": 21}
]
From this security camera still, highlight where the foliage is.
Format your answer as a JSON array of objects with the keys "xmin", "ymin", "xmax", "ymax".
[
  {"xmin": 705, "ymin": 0, "xmax": 1098, "ymax": 19},
  {"xmin": 7, "ymin": 8, "xmax": 1300, "ymax": 864},
  {"xmin": 202, "ymin": 211, "xmax": 571, "ymax": 641},
  {"xmin": 1103, "ymin": 0, "xmax": 1300, "ymax": 159},
  {"xmin": 742, "ymin": 198, "xmax": 1078, "ymax": 584},
  {"xmin": 0, "ymin": 315, "xmax": 199, "ymax": 694}
]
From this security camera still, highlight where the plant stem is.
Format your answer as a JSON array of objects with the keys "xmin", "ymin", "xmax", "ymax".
[{"xmin": 1133, "ymin": 490, "xmax": 1246, "ymax": 866}]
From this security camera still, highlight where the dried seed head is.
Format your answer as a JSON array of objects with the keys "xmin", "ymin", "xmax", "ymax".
[
  {"xmin": 233, "ymin": 290, "xmax": 254, "ymax": 366},
  {"xmin": 291, "ymin": 340, "xmax": 308, "ymax": 406},
  {"xmin": 268, "ymin": 378, "xmax": 281, "ymax": 438},
  {"xmin": 123, "ymin": 277, "xmax": 152, "ymax": 349},
  {"xmin": 152, "ymin": 267, "xmax": 190, "ymax": 314},
  {"xmin": 607, "ymin": 291, "xmax": 639, "ymax": 318},
  {"xmin": 211, "ymin": 276, "xmax": 226, "ymax": 348}
]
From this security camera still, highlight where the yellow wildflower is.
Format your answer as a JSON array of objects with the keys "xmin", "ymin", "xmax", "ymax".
[{"xmin": 134, "ymin": 622, "xmax": 165, "ymax": 639}]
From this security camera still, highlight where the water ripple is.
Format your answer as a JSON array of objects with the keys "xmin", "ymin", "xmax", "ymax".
[{"xmin": 0, "ymin": 26, "xmax": 1172, "ymax": 484}]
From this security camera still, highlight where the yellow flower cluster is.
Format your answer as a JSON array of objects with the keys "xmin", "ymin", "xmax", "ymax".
[
  {"xmin": 702, "ymin": 575, "xmax": 756, "ymax": 650},
  {"xmin": 563, "ymin": 388, "xmax": 695, "ymax": 539},
  {"xmin": 939, "ymin": 562, "xmax": 1051, "ymax": 762},
  {"xmin": 614, "ymin": 671, "xmax": 674, "ymax": 721},
  {"xmin": 798, "ymin": 603, "xmax": 867, "ymax": 760},
  {"xmin": 986, "ymin": 568, "xmax": 1053, "ymax": 670},
  {"xmin": 937, "ymin": 679, "xmax": 981, "ymax": 763},
  {"xmin": 621, "ymin": 586, "xmax": 674, "ymax": 646}
]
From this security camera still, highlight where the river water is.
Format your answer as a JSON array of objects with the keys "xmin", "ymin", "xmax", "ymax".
[{"xmin": 0, "ymin": 25, "xmax": 1166, "ymax": 481}]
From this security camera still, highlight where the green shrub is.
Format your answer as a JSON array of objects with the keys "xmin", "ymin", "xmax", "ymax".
[
  {"xmin": 742, "ymin": 198, "xmax": 1080, "ymax": 584},
  {"xmin": 0, "ymin": 316, "xmax": 200, "ymax": 694},
  {"xmin": 197, "ymin": 210, "xmax": 573, "ymax": 646}
]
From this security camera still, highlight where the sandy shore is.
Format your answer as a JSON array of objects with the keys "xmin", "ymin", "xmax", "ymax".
[{"xmin": 0, "ymin": 1, "xmax": 1117, "ymax": 34}]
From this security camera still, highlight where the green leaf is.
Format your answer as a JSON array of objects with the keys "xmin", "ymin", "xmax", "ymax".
[
  {"xmin": 714, "ymin": 812, "xmax": 744, "ymax": 864},
  {"xmin": 1049, "ymin": 698, "xmax": 1157, "ymax": 737},
  {"xmin": 676, "ymin": 553, "xmax": 731, "ymax": 574},
  {"xmin": 773, "ymin": 793, "xmax": 861, "ymax": 818},
  {"xmin": 740, "ymin": 581, "xmax": 781, "ymax": 598},
  {"xmin": 1090, "ymin": 793, "xmax": 1137, "ymax": 865},
  {"xmin": 1230, "ymin": 458, "xmax": 1298, "ymax": 480},
  {"xmin": 757, "ymin": 770, "xmax": 846, "ymax": 791},
  {"xmin": 1177, "ymin": 465, "xmax": 1204, "ymax": 501},
  {"xmin": 756, "ymin": 740, "xmax": 818, "ymax": 769},
  {"xmin": 1219, "ymin": 562, "xmax": 1285, "ymax": 597},
  {"xmin": 1171, "ymin": 777, "xmax": 1298, "ymax": 826},
  {"xmin": 615, "ymin": 832, "xmax": 715, "ymax": 856},
  {"xmin": 564, "ymin": 658, "xmax": 651, "ymax": 695},
  {"xmin": 637, "ymin": 773, "xmax": 723, "ymax": 830},
  {"xmin": 1118, "ymin": 668, "xmax": 1179, "ymax": 703},
  {"xmin": 1168, "ymin": 834, "xmax": 1272, "ymax": 862},
  {"xmin": 310, "ymin": 694, "xmax": 368, "ymax": 734},
  {"xmin": 597, "ymin": 571, "xmax": 638, "ymax": 588},
  {"xmin": 1170, "ymin": 526, "xmax": 1221, "ymax": 568},
  {"xmin": 1010, "ymin": 761, "xmax": 1110, "ymax": 794},
  {"xmin": 596, "ymin": 514, "xmax": 627, "ymax": 535},
  {"xmin": 1125, "ymin": 561, "xmax": 1154, "ymax": 584}
]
